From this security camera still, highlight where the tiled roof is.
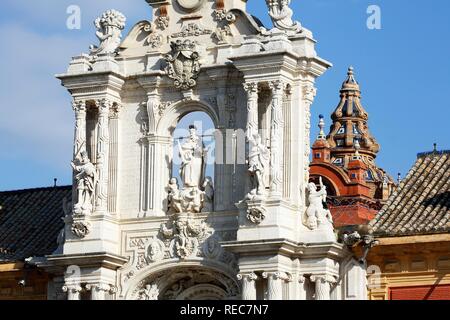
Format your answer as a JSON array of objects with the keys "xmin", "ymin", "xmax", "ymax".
[
  {"xmin": 0, "ymin": 186, "xmax": 71, "ymax": 262},
  {"xmin": 370, "ymin": 150, "xmax": 450, "ymax": 237}
]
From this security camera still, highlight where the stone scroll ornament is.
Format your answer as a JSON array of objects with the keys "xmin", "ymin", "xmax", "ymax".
[
  {"xmin": 266, "ymin": 0, "xmax": 302, "ymax": 33},
  {"xmin": 90, "ymin": 10, "xmax": 126, "ymax": 55},
  {"xmin": 164, "ymin": 40, "xmax": 201, "ymax": 90}
]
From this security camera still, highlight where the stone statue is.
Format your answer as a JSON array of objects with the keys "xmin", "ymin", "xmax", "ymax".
[
  {"xmin": 247, "ymin": 133, "xmax": 269, "ymax": 199},
  {"xmin": 178, "ymin": 125, "xmax": 207, "ymax": 189},
  {"xmin": 90, "ymin": 9, "xmax": 126, "ymax": 55},
  {"xmin": 167, "ymin": 178, "xmax": 183, "ymax": 214},
  {"xmin": 71, "ymin": 151, "xmax": 97, "ymax": 215},
  {"xmin": 266, "ymin": 0, "xmax": 302, "ymax": 33},
  {"xmin": 304, "ymin": 177, "xmax": 333, "ymax": 230},
  {"xmin": 201, "ymin": 177, "xmax": 214, "ymax": 212}
]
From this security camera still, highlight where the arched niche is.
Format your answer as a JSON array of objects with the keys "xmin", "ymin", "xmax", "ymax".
[
  {"xmin": 125, "ymin": 261, "xmax": 240, "ymax": 300},
  {"xmin": 156, "ymin": 100, "xmax": 220, "ymax": 137}
]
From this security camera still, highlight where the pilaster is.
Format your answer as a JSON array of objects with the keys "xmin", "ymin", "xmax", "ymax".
[{"xmin": 237, "ymin": 272, "xmax": 258, "ymax": 300}]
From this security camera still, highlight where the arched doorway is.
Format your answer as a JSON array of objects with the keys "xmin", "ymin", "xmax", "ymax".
[{"xmin": 131, "ymin": 266, "xmax": 240, "ymax": 300}]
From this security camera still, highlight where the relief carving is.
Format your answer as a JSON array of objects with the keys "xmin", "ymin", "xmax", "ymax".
[{"xmin": 164, "ymin": 40, "xmax": 201, "ymax": 90}]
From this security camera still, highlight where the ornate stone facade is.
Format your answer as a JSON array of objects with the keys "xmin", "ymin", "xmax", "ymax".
[{"xmin": 45, "ymin": 0, "xmax": 368, "ymax": 300}]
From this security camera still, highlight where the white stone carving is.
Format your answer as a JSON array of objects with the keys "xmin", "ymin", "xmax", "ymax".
[
  {"xmin": 165, "ymin": 40, "xmax": 201, "ymax": 90},
  {"xmin": 304, "ymin": 177, "xmax": 334, "ymax": 230},
  {"xmin": 171, "ymin": 23, "xmax": 212, "ymax": 38},
  {"xmin": 146, "ymin": 239, "xmax": 165, "ymax": 262},
  {"xmin": 237, "ymin": 273, "xmax": 258, "ymax": 300},
  {"xmin": 160, "ymin": 214, "xmax": 207, "ymax": 259},
  {"xmin": 90, "ymin": 10, "xmax": 126, "ymax": 55},
  {"xmin": 71, "ymin": 221, "xmax": 91, "ymax": 238},
  {"xmin": 168, "ymin": 126, "xmax": 211, "ymax": 214},
  {"xmin": 246, "ymin": 205, "xmax": 266, "ymax": 225},
  {"xmin": 266, "ymin": 0, "xmax": 302, "ymax": 33},
  {"xmin": 310, "ymin": 275, "xmax": 337, "ymax": 300},
  {"xmin": 71, "ymin": 150, "xmax": 96, "ymax": 216},
  {"xmin": 155, "ymin": 16, "xmax": 169, "ymax": 30},
  {"xmin": 213, "ymin": 9, "xmax": 236, "ymax": 23},
  {"xmin": 62, "ymin": 284, "xmax": 83, "ymax": 300},
  {"xmin": 138, "ymin": 284, "xmax": 159, "ymax": 300},
  {"xmin": 247, "ymin": 133, "xmax": 270, "ymax": 199},
  {"xmin": 213, "ymin": 26, "xmax": 233, "ymax": 44},
  {"xmin": 269, "ymin": 80, "xmax": 285, "ymax": 198}
]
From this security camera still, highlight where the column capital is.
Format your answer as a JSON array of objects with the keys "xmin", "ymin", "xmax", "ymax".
[
  {"xmin": 243, "ymin": 82, "xmax": 259, "ymax": 94},
  {"xmin": 302, "ymin": 83, "xmax": 317, "ymax": 103},
  {"xmin": 62, "ymin": 283, "xmax": 82, "ymax": 293},
  {"xmin": 262, "ymin": 271, "xmax": 290, "ymax": 282},
  {"xmin": 72, "ymin": 100, "xmax": 87, "ymax": 113},
  {"xmin": 95, "ymin": 98, "xmax": 115, "ymax": 112},
  {"xmin": 237, "ymin": 272, "xmax": 258, "ymax": 282},
  {"xmin": 86, "ymin": 283, "xmax": 116, "ymax": 294},
  {"xmin": 268, "ymin": 79, "xmax": 287, "ymax": 93},
  {"xmin": 310, "ymin": 274, "xmax": 337, "ymax": 284}
]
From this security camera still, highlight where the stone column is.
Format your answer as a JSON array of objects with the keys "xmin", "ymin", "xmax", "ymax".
[
  {"xmin": 297, "ymin": 275, "xmax": 307, "ymax": 300},
  {"xmin": 62, "ymin": 284, "xmax": 82, "ymax": 300},
  {"xmin": 263, "ymin": 272, "xmax": 287, "ymax": 300},
  {"xmin": 269, "ymin": 80, "xmax": 285, "ymax": 198},
  {"xmin": 108, "ymin": 104, "xmax": 121, "ymax": 214},
  {"xmin": 302, "ymin": 83, "xmax": 317, "ymax": 185},
  {"xmin": 95, "ymin": 98, "xmax": 112, "ymax": 214},
  {"xmin": 73, "ymin": 101, "xmax": 87, "ymax": 156},
  {"xmin": 237, "ymin": 273, "xmax": 258, "ymax": 300},
  {"xmin": 243, "ymin": 82, "xmax": 259, "ymax": 141},
  {"xmin": 311, "ymin": 275, "xmax": 336, "ymax": 300},
  {"xmin": 86, "ymin": 283, "xmax": 116, "ymax": 300}
]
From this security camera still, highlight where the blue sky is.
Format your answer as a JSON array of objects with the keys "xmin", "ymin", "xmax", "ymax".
[{"xmin": 0, "ymin": 0, "xmax": 449, "ymax": 191}]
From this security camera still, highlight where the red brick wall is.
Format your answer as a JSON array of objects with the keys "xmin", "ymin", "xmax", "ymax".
[{"xmin": 390, "ymin": 285, "xmax": 450, "ymax": 300}]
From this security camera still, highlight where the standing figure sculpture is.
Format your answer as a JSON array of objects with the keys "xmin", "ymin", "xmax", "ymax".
[
  {"xmin": 247, "ymin": 133, "xmax": 270, "ymax": 199},
  {"xmin": 266, "ymin": 0, "xmax": 302, "ymax": 33},
  {"xmin": 304, "ymin": 177, "xmax": 332, "ymax": 230},
  {"xmin": 71, "ymin": 151, "xmax": 97, "ymax": 215},
  {"xmin": 201, "ymin": 177, "xmax": 214, "ymax": 212},
  {"xmin": 178, "ymin": 125, "xmax": 208, "ymax": 189}
]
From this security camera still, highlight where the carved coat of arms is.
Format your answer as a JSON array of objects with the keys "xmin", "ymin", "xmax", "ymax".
[{"xmin": 164, "ymin": 40, "xmax": 201, "ymax": 90}]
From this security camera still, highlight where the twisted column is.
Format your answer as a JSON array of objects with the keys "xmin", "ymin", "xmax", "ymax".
[{"xmin": 237, "ymin": 272, "xmax": 258, "ymax": 300}]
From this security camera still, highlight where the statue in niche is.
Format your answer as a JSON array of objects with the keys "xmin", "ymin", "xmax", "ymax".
[
  {"xmin": 247, "ymin": 133, "xmax": 270, "ymax": 200},
  {"xmin": 168, "ymin": 125, "xmax": 212, "ymax": 214},
  {"xmin": 304, "ymin": 177, "xmax": 334, "ymax": 230},
  {"xmin": 90, "ymin": 9, "xmax": 126, "ymax": 55},
  {"xmin": 178, "ymin": 125, "xmax": 207, "ymax": 188},
  {"xmin": 71, "ymin": 150, "xmax": 97, "ymax": 215},
  {"xmin": 266, "ymin": 0, "xmax": 302, "ymax": 33}
]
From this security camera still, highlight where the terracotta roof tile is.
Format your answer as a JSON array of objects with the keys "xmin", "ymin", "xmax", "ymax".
[{"xmin": 370, "ymin": 151, "xmax": 450, "ymax": 237}]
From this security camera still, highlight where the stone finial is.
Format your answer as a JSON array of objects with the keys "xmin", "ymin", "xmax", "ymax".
[{"xmin": 90, "ymin": 9, "xmax": 126, "ymax": 55}]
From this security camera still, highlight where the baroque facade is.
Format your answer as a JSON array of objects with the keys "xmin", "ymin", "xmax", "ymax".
[{"xmin": 20, "ymin": 0, "xmax": 370, "ymax": 300}]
